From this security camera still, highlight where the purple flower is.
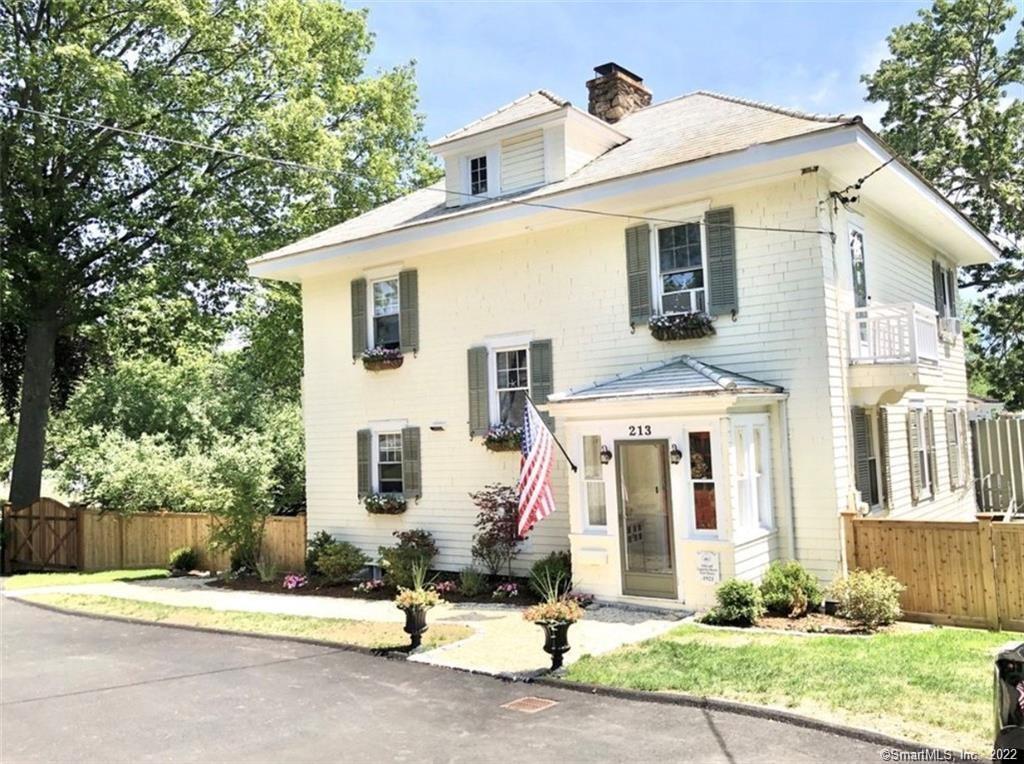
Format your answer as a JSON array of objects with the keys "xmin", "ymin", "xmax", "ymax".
[{"xmin": 282, "ymin": 573, "xmax": 307, "ymax": 590}]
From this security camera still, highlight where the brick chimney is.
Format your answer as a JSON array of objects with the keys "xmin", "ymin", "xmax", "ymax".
[{"xmin": 586, "ymin": 62, "xmax": 652, "ymax": 123}]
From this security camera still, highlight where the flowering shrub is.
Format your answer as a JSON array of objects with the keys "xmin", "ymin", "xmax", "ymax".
[
  {"xmin": 649, "ymin": 312, "xmax": 715, "ymax": 341},
  {"xmin": 353, "ymin": 579, "xmax": 386, "ymax": 593},
  {"xmin": 433, "ymin": 580, "xmax": 458, "ymax": 594},
  {"xmin": 566, "ymin": 591, "xmax": 595, "ymax": 608},
  {"xmin": 492, "ymin": 581, "xmax": 519, "ymax": 599},
  {"xmin": 362, "ymin": 346, "xmax": 403, "ymax": 362},
  {"xmin": 523, "ymin": 598, "xmax": 584, "ymax": 624},
  {"xmin": 471, "ymin": 484, "xmax": 522, "ymax": 578},
  {"xmin": 282, "ymin": 573, "xmax": 308, "ymax": 590},
  {"xmin": 482, "ymin": 425, "xmax": 522, "ymax": 451},
  {"xmin": 363, "ymin": 493, "xmax": 407, "ymax": 515}
]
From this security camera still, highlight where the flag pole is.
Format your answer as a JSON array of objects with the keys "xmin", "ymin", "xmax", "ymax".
[{"xmin": 524, "ymin": 393, "xmax": 577, "ymax": 473}]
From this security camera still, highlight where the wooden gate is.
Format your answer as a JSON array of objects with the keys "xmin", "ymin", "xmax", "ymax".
[{"xmin": 2, "ymin": 498, "xmax": 79, "ymax": 572}]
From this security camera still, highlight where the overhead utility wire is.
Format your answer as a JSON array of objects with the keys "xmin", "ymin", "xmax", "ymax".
[{"xmin": 9, "ymin": 104, "xmax": 845, "ymax": 239}]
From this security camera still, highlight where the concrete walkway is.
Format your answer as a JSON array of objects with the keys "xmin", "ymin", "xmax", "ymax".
[{"xmin": 3, "ymin": 577, "xmax": 688, "ymax": 676}]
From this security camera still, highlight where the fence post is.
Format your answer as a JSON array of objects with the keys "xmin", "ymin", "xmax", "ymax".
[
  {"xmin": 976, "ymin": 517, "xmax": 1001, "ymax": 630},
  {"xmin": 840, "ymin": 511, "xmax": 857, "ymax": 574}
]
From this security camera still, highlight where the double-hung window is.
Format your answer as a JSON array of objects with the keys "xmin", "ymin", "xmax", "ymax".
[
  {"xmin": 371, "ymin": 278, "xmax": 400, "ymax": 349},
  {"xmin": 657, "ymin": 222, "xmax": 706, "ymax": 314},
  {"xmin": 492, "ymin": 347, "xmax": 529, "ymax": 428},
  {"xmin": 376, "ymin": 432, "xmax": 403, "ymax": 493},
  {"xmin": 469, "ymin": 155, "xmax": 488, "ymax": 196},
  {"xmin": 909, "ymin": 405, "xmax": 935, "ymax": 498},
  {"xmin": 688, "ymin": 431, "xmax": 717, "ymax": 532},
  {"xmin": 581, "ymin": 435, "xmax": 607, "ymax": 528},
  {"xmin": 733, "ymin": 417, "xmax": 773, "ymax": 533}
]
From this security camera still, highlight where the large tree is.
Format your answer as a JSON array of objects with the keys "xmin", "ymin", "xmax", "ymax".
[
  {"xmin": 862, "ymin": 0, "xmax": 1024, "ymax": 405},
  {"xmin": 1, "ymin": 0, "xmax": 434, "ymax": 507}
]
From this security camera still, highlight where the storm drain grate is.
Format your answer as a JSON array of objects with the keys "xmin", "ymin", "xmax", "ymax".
[{"xmin": 501, "ymin": 696, "xmax": 558, "ymax": 714}]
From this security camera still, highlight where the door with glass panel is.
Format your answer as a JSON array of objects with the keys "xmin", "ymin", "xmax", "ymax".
[{"xmin": 615, "ymin": 440, "xmax": 676, "ymax": 598}]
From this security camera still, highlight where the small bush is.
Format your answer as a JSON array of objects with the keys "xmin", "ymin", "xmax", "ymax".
[
  {"xmin": 255, "ymin": 555, "xmax": 278, "ymax": 583},
  {"xmin": 829, "ymin": 569, "xmax": 904, "ymax": 630},
  {"xmin": 168, "ymin": 546, "xmax": 198, "ymax": 573},
  {"xmin": 760, "ymin": 560, "xmax": 823, "ymax": 617},
  {"xmin": 458, "ymin": 566, "xmax": 488, "ymax": 597},
  {"xmin": 470, "ymin": 484, "xmax": 522, "ymax": 577},
  {"xmin": 701, "ymin": 579, "xmax": 765, "ymax": 626},
  {"xmin": 305, "ymin": 530, "xmax": 334, "ymax": 574},
  {"xmin": 378, "ymin": 529, "xmax": 438, "ymax": 588},
  {"xmin": 528, "ymin": 552, "xmax": 572, "ymax": 598},
  {"xmin": 315, "ymin": 541, "xmax": 370, "ymax": 584}
]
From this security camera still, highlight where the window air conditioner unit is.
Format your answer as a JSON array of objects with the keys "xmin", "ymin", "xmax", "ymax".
[{"xmin": 939, "ymin": 317, "xmax": 962, "ymax": 338}]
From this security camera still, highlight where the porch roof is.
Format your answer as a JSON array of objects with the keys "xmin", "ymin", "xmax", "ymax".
[{"xmin": 548, "ymin": 356, "xmax": 784, "ymax": 403}]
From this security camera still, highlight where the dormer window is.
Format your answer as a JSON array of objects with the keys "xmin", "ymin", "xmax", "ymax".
[{"xmin": 470, "ymin": 155, "xmax": 488, "ymax": 196}]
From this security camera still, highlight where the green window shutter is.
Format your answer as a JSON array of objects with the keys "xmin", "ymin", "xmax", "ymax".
[
  {"xmin": 351, "ymin": 278, "xmax": 367, "ymax": 359},
  {"xmin": 356, "ymin": 428, "xmax": 371, "ymax": 498},
  {"xmin": 624, "ymin": 224, "xmax": 652, "ymax": 325},
  {"xmin": 907, "ymin": 410, "xmax": 921, "ymax": 504},
  {"xmin": 932, "ymin": 261, "xmax": 944, "ymax": 315},
  {"xmin": 945, "ymin": 410, "xmax": 959, "ymax": 490},
  {"xmin": 925, "ymin": 409, "xmax": 938, "ymax": 497},
  {"xmin": 706, "ymin": 207, "xmax": 738, "ymax": 317},
  {"xmin": 851, "ymin": 407, "xmax": 872, "ymax": 501},
  {"xmin": 878, "ymin": 408, "xmax": 892, "ymax": 509},
  {"xmin": 401, "ymin": 426, "xmax": 421, "ymax": 499},
  {"xmin": 467, "ymin": 346, "xmax": 489, "ymax": 437},
  {"xmin": 399, "ymin": 269, "xmax": 419, "ymax": 353},
  {"xmin": 959, "ymin": 411, "xmax": 970, "ymax": 486},
  {"xmin": 948, "ymin": 268, "xmax": 958, "ymax": 317},
  {"xmin": 529, "ymin": 339, "xmax": 554, "ymax": 430}
]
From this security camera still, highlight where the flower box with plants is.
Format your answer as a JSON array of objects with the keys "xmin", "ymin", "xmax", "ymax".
[
  {"xmin": 482, "ymin": 425, "xmax": 522, "ymax": 452},
  {"xmin": 361, "ymin": 346, "xmax": 404, "ymax": 371},
  {"xmin": 649, "ymin": 312, "xmax": 715, "ymax": 341},
  {"xmin": 363, "ymin": 493, "xmax": 407, "ymax": 515},
  {"xmin": 394, "ymin": 563, "xmax": 443, "ymax": 649}
]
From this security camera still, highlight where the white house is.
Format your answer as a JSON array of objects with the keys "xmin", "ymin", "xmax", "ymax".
[{"xmin": 249, "ymin": 63, "xmax": 999, "ymax": 607}]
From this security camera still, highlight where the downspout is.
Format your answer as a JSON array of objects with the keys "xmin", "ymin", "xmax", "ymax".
[{"xmin": 778, "ymin": 397, "xmax": 798, "ymax": 559}]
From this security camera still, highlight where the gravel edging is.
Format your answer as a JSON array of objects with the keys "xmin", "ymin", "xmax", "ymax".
[{"xmin": 532, "ymin": 676, "xmax": 984, "ymax": 761}]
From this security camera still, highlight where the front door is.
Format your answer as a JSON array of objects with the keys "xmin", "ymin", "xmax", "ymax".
[{"xmin": 616, "ymin": 440, "xmax": 677, "ymax": 598}]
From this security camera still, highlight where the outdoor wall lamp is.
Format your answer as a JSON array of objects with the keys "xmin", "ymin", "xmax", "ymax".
[
  {"xmin": 669, "ymin": 444, "xmax": 683, "ymax": 465},
  {"xmin": 600, "ymin": 445, "xmax": 613, "ymax": 465}
]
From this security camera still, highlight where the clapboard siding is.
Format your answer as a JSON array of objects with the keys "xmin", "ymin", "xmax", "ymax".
[{"xmin": 501, "ymin": 130, "xmax": 545, "ymax": 192}]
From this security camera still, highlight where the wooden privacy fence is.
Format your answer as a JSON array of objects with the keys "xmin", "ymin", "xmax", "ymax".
[
  {"xmin": 3, "ymin": 499, "xmax": 307, "ymax": 574},
  {"xmin": 842, "ymin": 512, "xmax": 1024, "ymax": 632},
  {"xmin": 972, "ymin": 416, "xmax": 1024, "ymax": 516}
]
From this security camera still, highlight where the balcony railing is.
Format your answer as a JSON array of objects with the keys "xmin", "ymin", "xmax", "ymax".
[{"xmin": 848, "ymin": 302, "xmax": 939, "ymax": 365}]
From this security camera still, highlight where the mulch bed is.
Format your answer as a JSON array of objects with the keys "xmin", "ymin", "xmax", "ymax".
[{"xmin": 754, "ymin": 612, "xmax": 876, "ymax": 634}]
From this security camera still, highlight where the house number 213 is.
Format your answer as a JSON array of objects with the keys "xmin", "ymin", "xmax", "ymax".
[{"xmin": 627, "ymin": 425, "xmax": 652, "ymax": 436}]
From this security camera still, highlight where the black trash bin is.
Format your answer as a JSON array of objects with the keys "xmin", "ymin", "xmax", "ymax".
[{"xmin": 994, "ymin": 642, "xmax": 1024, "ymax": 760}]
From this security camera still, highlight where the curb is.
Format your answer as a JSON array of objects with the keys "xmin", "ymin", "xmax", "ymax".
[
  {"xmin": 8, "ymin": 596, "xmax": 411, "ymax": 661},
  {"xmin": 531, "ymin": 676, "xmax": 981, "ymax": 760}
]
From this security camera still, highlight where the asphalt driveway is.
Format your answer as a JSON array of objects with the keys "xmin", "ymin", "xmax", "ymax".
[{"xmin": 1, "ymin": 599, "xmax": 883, "ymax": 763}]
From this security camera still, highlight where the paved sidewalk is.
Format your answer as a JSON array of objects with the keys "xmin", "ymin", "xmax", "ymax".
[{"xmin": 4, "ymin": 577, "xmax": 688, "ymax": 675}]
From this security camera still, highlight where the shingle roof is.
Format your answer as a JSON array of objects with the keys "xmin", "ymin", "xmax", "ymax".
[
  {"xmin": 429, "ymin": 90, "xmax": 570, "ymax": 147},
  {"xmin": 548, "ymin": 355, "xmax": 784, "ymax": 403},
  {"xmin": 252, "ymin": 92, "xmax": 857, "ymax": 264}
]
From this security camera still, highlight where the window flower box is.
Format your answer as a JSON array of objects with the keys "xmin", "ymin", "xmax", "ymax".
[
  {"xmin": 364, "ymin": 493, "xmax": 407, "ymax": 515},
  {"xmin": 649, "ymin": 312, "xmax": 715, "ymax": 341},
  {"xmin": 483, "ymin": 425, "xmax": 523, "ymax": 452},
  {"xmin": 362, "ymin": 347, "xmax": 404, "ymax": 371}
]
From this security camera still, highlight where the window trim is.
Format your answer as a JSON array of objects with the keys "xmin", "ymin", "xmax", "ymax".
[
  {"xmin": 580, "ymin": 434, "xmax": 608, "ymax": 532},
  {"xmin": 848, "ymin": 219, "xmax": 869, "ymax": 309},
  {"xmin": 368, "ymin": 276, "xmax": 401, "ymax": 350},
  {"xmin": 732, "ymin": 414, "xmax": 774, "ymax": 537},
  {"xmin": 372, "ymin": 430, "xmax": 404, "ymax": 495},
  {"xmin": 937, "ymin": 262, "xmax": 957, "ymax": 319},
  {"xmin": 909, "ymin": 403, "xmax": 934, "ymax": 498},
  {"xmin": 866, "ymin": 409, "xmax": 885, "ymax": 511},
  {"xmin": 650, "ymin": 217, "xmax": 710, "ymax": 316},
  {"xmin": 488, "ymin": 344, "xmax": 530, "ymax": 428},
  {"xmin": 469, "ymin": 154, "xmax": 488, "ymax": 196}
]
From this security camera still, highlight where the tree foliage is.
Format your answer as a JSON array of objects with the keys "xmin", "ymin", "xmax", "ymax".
[{"xmin": 862, "ymin": 0, "xmax": 1024, "ymax": 406}]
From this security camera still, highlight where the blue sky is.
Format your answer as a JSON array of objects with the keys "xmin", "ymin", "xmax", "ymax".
[{"xmin": 355, "ymin": 1, "xmax": 931, "ymax": 139}]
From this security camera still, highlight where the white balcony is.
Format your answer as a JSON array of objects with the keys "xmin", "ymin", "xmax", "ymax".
[{"xmin": 848, "ymin": 302, "xmax": 941, "ymax": 404}]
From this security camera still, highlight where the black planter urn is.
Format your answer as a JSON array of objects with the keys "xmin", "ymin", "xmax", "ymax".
[
  {"xmin": 403, "ymin": 607, "xmax": 429, "ymax": 649},
  {"xmin": 538, "ymin": 621, "xmax": 572, "ymax": 670}
]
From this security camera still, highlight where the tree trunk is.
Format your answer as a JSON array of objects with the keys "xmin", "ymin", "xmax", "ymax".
[{"xmin": 9, "ymin": 319, "xmax": 59, "ymax": 509}]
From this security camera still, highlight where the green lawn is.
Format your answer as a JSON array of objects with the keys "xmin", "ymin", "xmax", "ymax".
[
  {"xmin": 566, "ymin": 623, "xmax": 1014, "ymax": 753},
  {"xmin": 23, "ymin": 593, "xmax": 473, "ymax": 650},
  {"xmin": 2, "ymin": 569, "xmax": 168, "ymax": 590}
]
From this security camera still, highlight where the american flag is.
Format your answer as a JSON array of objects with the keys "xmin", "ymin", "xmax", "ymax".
[{"xmin": 517, "ymin": 397, "xmax": 557, "ymax": 538}]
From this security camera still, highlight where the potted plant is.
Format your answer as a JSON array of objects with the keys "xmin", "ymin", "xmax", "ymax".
[
  {"xmin": 364, "ymin": 493, "xmax": 408, "ymax": 515},
  {"xmin": 393, "ymin": 562, "xmax": 442, "ymax": 649},
  {"xmin": 361, "ymin": 346, "xmax": 404, "ymax": 371},
  {"xmin": 482, "ymin": 424, "xmax": 522, "ymax": 452},
  {"xmin": 522, "ymin": 568, "xmax": 584, "ymax": 670},
  {"xmin": 649, "ymin": 312, "xmax": 715, "ymax": 341}
]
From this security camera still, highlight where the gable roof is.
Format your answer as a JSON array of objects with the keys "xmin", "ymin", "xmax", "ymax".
[
  {"xmin": 252, "ymin": 91, "xmax": 855, "ymax": 265},
  {"xmin": 548, "ymin": 355, "xmax": 784, "ymax": 403},
  {"xmin": 429, "ymin": 90, "xmax": 569, "ymax": 147}
]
